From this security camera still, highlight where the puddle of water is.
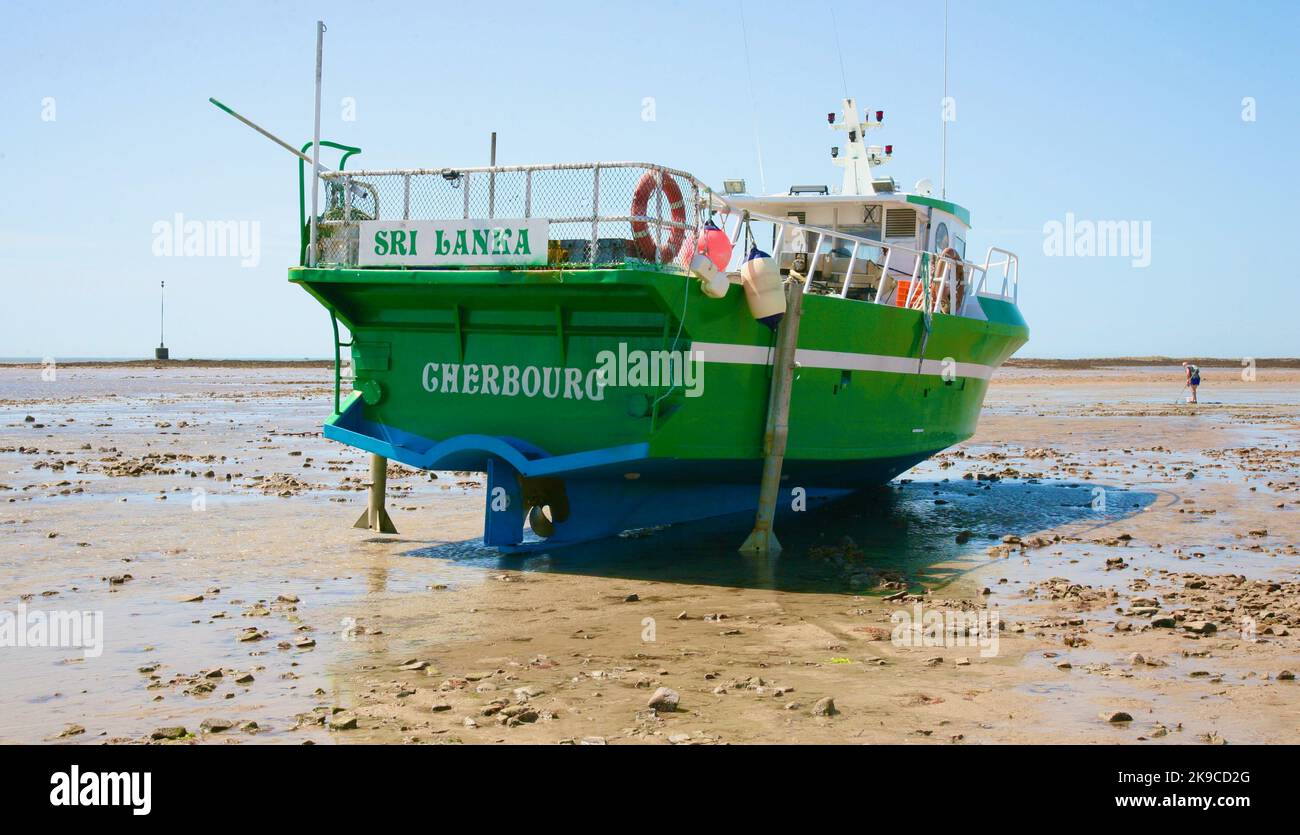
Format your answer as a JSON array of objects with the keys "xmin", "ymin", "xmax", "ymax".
[{"xmin": 403, "ymin": 479, "xmax": 1157, "ymax": 596}]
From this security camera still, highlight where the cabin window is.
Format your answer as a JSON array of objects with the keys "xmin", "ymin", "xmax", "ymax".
[
  {"xmin": 839, "ymin": 222, "xmax": 882, "ymax": 241},
  {"xmin": 934, "ymin": 222, "xmax": 950, "ymax": 252},
  {"xmin": 953, "ymin": 235, "xmax": 966, "ymax": 260},
  {"xmin": 833, "ymin": 223, "xmax": 883, "ymax": 257}
]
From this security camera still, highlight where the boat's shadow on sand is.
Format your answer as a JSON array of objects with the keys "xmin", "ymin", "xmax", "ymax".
[{"xmin": 403, "ymin": 480, "xmax": 1157, "ymax": 594}]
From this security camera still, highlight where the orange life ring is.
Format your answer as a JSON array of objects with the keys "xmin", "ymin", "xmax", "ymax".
[{"xmin": 630, "ymin": 171, "xmax": 686, "ymax": 262}]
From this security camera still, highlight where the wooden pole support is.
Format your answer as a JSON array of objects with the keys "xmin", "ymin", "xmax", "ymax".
[{"xmin": 739, "ymin": 275, "xmax": 805, "ymax": 557}]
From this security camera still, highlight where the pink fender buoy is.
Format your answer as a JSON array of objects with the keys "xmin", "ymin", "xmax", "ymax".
[{"xmin": 696, "ymin": 220, "xmax": 733, "ymax": 272}]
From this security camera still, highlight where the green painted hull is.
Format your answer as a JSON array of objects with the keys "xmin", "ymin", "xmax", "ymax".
[
  {"xmin": 295, "ymin": 267, "xmax": 1025, "ymax": 464},
  {"xmin": 292, "ymin": 265, "xmax": 1027, "ymax": 544}
]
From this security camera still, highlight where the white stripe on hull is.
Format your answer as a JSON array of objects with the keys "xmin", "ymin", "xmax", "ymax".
[{"xmin": 692, "ymin": 341, "xmax": 994, "ymax": 381}]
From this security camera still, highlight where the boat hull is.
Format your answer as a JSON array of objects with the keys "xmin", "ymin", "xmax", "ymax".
[{"xmin": 292, "ymin": 265, "xmax": 1028, "ymax": 548}]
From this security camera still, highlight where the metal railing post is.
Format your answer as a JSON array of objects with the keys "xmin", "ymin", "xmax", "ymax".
[
  {"xmin": 948, "ymin": 257, "xmax": 957, "ymax": 313},
  {"xmin": 877, "ymin": 248, "xmax": 893, "ymax": 304},
  {"xmin": 803, "ymin": 233, "xmax": 825, "ymax": 292},
  {"xmin": 841, "ymin": 241, "xmax": 859, "ymax": 297},
  {"xmin": 905, "ymin": 257, "xmax": 922, "ymax": 308},
  {"xmin": 728, "ymin": 210, "xmax": 745, "ymax": 245},
  {"xmin": 591, "ymin": 164, "xmax": 600, "ymax": 265},
  {"xmin": 772, "ymin": 222, "xmax": 787, "ymax": 262},
  {"xmin": 655, "ymin": 170, "xmax": 664, "ymax": 264},
  {"xmin": 341, "ymin": 175, "xmax": 354, "ymax": 264}
]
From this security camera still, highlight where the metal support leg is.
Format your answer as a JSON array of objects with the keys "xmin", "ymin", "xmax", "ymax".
[
  {"xmin": 739, "ymin": 276, "xmax": 806, "ymax": 557},
  {"xmin": 354, "ymin": 453, "xmax": 397, "ymax": 533},
  {"xmin": 483, "ymin": 458, "xmax": 525, "ymax": 547}
]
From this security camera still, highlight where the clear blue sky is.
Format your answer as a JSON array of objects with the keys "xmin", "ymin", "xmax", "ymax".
[{"xmin": 2, "ymin": 0, "xmax": 1296, "ymax": 359}]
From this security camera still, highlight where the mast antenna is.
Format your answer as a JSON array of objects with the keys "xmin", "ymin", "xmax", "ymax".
[
  {"xmin": 829, "ymin": 6, "xmax": 850, "ymax": 100},
  {"xmin": 308, "ymin": 20, "xmax": 326, "ymax": 268},
  {"xmin": 941, "ymin": 0, "xmax": 949, "ymax": 199},
  {"xmin": 738, "ymin": 3, "xmax": 767, "ymax": 194}
]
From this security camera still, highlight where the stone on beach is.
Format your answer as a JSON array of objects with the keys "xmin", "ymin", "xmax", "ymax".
[
  {"xmin": 647, "ymin": 687, "xmax": 679, "ymax": 711},
  {"xmin": 328, "ymin": 713, "xmax": 358, "ymax": 731},
  {"xmin": 151, "ymin": 726, "xmax": 188, "ymax": 740},
  {"xmin": 812, "ymin": 697, "xmax": 839, "ymax": 716}
]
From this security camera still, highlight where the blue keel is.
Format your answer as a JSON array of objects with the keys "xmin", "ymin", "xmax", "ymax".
[{"xmin": 322, "ymin": 394, "xmax": 872, "ymax": 551}]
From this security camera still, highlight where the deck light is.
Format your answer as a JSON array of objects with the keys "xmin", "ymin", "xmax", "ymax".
[{"xmin": 722, "ymin": 179, "xmax": 747, "ymax": 194}]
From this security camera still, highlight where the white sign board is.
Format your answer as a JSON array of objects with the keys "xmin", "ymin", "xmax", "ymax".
[{"xmin": 358, "ymin": 218, "xmax": 549, "ymax": 267}]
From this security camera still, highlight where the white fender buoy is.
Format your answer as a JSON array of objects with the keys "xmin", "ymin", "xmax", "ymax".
[
  {"xmin": 739, "ymin": 247, "xmax": 785, "ymax": 329},
  {"xmin": 691, "ymin": 252, "xmax": 730, "ymax": 299}
]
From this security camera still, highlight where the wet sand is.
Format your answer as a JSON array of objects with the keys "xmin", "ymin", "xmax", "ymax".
[{"xmin": 1, "ymin": 363, "xmax": 1297, "ymax": 744}]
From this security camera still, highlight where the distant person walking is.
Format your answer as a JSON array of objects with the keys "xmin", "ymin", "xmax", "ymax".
[{"xmin": 1183, "ymin": 361, "xmax": 1201, "ymax": 403}]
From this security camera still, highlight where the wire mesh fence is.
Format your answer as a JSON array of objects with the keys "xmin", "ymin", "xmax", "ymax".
[{"xmin": 315, "ymin": 162, "xmax": 704, "ymax": 271}]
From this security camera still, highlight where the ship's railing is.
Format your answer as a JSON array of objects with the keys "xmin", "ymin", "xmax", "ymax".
[
  {"xmin": 311, "ymin": 159, "xmax": 1019, "ymax": 315},
  {"xmin": 704, "ymin": 199, "xmax": 1019, "ymax": 317},
  {"xmin": 313, "ymin": 162, "xmax": 702, "ymax": 270},
  {"xmin": 971, "ymin": 247, "xmax": 1019, "ymax": 304}
]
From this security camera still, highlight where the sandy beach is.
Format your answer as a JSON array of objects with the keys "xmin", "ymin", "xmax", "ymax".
[{"xmin": 1, "ymin": 362, "xmax": 1296, "ymax": 745}]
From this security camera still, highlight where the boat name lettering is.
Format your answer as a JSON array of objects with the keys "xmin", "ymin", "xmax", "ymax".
[
  {"xmin": 421, "ymin": 363, "xmax": 607, "ymax": 400},
  {"xmin": 419, "ymin": 348, "xmax": 705, "ymax": 400},
  {"xmin": 359, "ymin": 219, "xmax": 549, "ymax": 267}
]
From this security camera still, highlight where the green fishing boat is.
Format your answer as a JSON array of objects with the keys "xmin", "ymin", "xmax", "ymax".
[{"xmin": 226, "ymin": 92, "xmax": 1027, "ymax": 551}]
